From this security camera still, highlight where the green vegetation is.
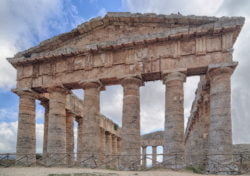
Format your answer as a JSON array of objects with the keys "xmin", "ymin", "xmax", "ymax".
[{"xmin": 185, "ymin": 166, "xmax": 203, "ymax": 174}]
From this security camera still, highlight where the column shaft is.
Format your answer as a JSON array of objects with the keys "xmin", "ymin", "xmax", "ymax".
[
  {"xmin": 120, "ymin": 77, "xmax": 142, "ymax": 170},
  {"xmin": 152, "ymin": 146, "xmax": 157, "ymax": 167},
  {"xmin": 207, "ymin": 64, "xmax": 236, "ymax": 173},
  {"xmin": 100, "ymin": 128, "xmax": 106, "ymax": 162},
  {"xmin": 112, "ymin": 135, "xmax": 117, "ymax": 155},
  {"xmin": 41, "ymin": 101, "xmax": 49, "ymax": 161},
  {"xmin": 47, "ymin": 87, "xmax": 68, "ymax": 165},
  {"xmin": 106, "ymin": 132, "xmax": 113, "ymax": 167},
  {"xmin": 81, "ymin": 82, "xmax": 101, "ymax": 167},
  {"xmin": 16, "ymin": 91, "xmax": 36, "ymax": 165},
  {"xmin": 163, "ymin": 72, "xmax": 185, "ymax": 168},
  {"xmin": 77, "ymin": 117, "xmax": 83, "ymax": 162},
  {"xmin": 66, "ymin": 112, "xmax": 74, "ymax": 165},
  {"xmin": 117, "ymin": 138, "xmax": 121, "ymax": 154},
  {"xmin": 142, "ymin": 146, "xmax": 147, "ymax": 168}
]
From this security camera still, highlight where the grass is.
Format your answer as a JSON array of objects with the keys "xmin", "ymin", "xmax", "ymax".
[{"xmin": 185, "ymin": 166, "xmax": 204, "ymax": 174}]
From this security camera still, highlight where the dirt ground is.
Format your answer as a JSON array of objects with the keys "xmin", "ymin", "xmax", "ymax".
[{"xmin": 0, "ymin": 167, "xmax": 249, "ymax": 176}]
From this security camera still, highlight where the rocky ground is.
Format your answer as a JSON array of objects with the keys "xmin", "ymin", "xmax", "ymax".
[{"xmin": 0, "ymin": 167, "xmax": 249, "ymax": 176}]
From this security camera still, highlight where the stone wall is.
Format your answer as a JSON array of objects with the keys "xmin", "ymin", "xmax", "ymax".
[{"xmin": 184, "ymin": 76, "xmax": 210, "ymax": 169}]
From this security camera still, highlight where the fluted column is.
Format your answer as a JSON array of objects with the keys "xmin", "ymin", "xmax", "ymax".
[
  {"xmin": 206, "ymin": 63, "xmax": 237, "ymax": 174},
  {"xmin": 152, "ymin": 146, "xmax": 157, "ymax": 167},
  {"xmin": 14, "ymin": 89, "xmax": 37, "ymax": 165},
  {"xmin": 80, "ymin": 81, "xmax": 102, "ymax": 167},
  {"xmin": 66, "ymin": 112, "xmax": 74, "ymax": 165},
  {"xmin": 41, "ymin": 100, "xmax": 49, "ymax": 161},
  {"xmin": 163, "ymin": 72, "xmax": 186, "ymax": 168},
  {"xmin": 120, "ymin": 77, "xmax": 142, "ymax": 170},
  {"xmin": 142, "ymin": 146, "xmax": 147, "ymax": 168},
  {"xmin": 47, "ymin": 87, "xmax": 68, "ymax": 165}
]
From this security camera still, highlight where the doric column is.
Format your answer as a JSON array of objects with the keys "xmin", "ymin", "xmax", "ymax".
[
  {"xmin": 41, "ymin": 100, "xmax": 49, "ymax": 161},
  {"xmin": 120, "ymin": 77, "xmax": 143, "ymax": 170},
  {"xmin": 80, "ymin": 81, "xmax": 102, "ymax": 167},
  {"xmin": 105, "ymin": 132, "xmax": 113, "ymax": 167},
  {"xmin": 112, "ymin": 135, "xmax": 118, "ymax": 168},
  {"xmin": 152, "ymin": 146, "xmax": 157, "ymax": 167},
  {"xmin": 66, "ymin": 111, "xmax": 74, "ymax": 166},
  {"xmin": 112, "ymin": 135, "xmax": 118, "ymax": 155},
  {"xmin": 163, "ymin": 72, "xmax": 186, "ymax": 168},
  {"xmin": 206, "ymin": 63, "xmax": 237, "ymax": 174},
  {"xmin": 47, "ymin": 86, "xmax": 69, "ymax": 165},
  {"xmin": 142, "ymin": 146, "xmax": 147, "ymax": 168},
  {"xmin": 13, "ymin": 89, "xmax": 37, "ymax": 165},
  {"xmin": 76, "ymin": 117, "xmax": 83, "ymax": 162},
  {"xmin": 117, "ymin": 138, "xmax": 121, "ymax": 154},
  {"xmin": 100, "ymin": 128, "xmax": 106, "ymax": 162}
]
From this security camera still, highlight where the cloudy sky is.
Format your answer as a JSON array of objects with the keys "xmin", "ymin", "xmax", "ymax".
[{"xmin": 0, "ymin": 0, "xmax": 249, "ymax": 153}]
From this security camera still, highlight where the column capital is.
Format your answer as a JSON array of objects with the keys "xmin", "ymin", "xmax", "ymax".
[
  {"xmin": 207, "ymin": 62, "xmax": 237, "ymax": 80},
  {"xmin": 79, "ymin": 80, "xmax": 104, "ymax": 90},
  {"xmin": 12, "ymin": 88, "xmax": 39, "ymax": 98},
  {"xmin": 47, "ymin": 85, "xmax": 70, "ymax": 94},
  {"xmin": 66, "ymin": 110, "xmax": 75, "ymax": 117},
  {"xmin": 40, "ymin": 100, "xmax": 49, "ymax": 108},
  {"xmin": 162, "ymin": 72, "xmax": 186, "ymax": 84},
  {"xmin": 121, "ymin": 76, "xmax": 143, "ymax": 87},
  {"xmin": 75, "ymin": 116, "xmax": 82, "ymax": 123}
]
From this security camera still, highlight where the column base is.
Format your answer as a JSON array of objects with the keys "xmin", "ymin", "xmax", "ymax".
[
  {"xmin": 206, "ymin": 155, "xmax": 239, "ymax": 174},
  {"xmin": 163, "ymin": 154, "xmax": 185, "ymax": 170},
  {"xmin": 15, "ymin": 154, "xmax": 36, "ymax": 166}
]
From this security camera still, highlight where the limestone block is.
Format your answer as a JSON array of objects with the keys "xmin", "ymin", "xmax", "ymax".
[
  {"xmin": 16, "ymin": 78, "xmax": 32, "ymax": 88},
  {"xmin": 196, "ymin": 36, "xmax": 207, "ymax": 55},
  {"xmin": 180, "ymin": 40, "xmax": 196, "ymax": 56},
  {"xmin": 206, "ymin": 36, "xmax": 221, "ymax": 52},
  {"xmin": 40, "ymin": 63, "xmax": 52, "ymax": 75},
  {"xmin": 56, "ymin": 60, "xmax": 68, "ymax": 73},
  {"xmin": 22, "ymin": 65, "xmax": 33, "ymax": 78},
  {"xmin": 222, "ymin": 32, "xmax": 233, "ymax": 52},
  {"xmin": 74, "ymin": 56, "xmax": 85, "ymax": 70}
]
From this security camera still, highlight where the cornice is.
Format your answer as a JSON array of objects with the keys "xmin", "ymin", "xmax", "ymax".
[{"xmin": 7, "ymin": 12, "xmax": 245, "ymax": 66}]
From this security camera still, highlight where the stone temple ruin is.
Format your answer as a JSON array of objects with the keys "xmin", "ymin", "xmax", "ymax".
[{"xmin": 7, "ymin": 12, "xmax": 245, "ymax": 173}]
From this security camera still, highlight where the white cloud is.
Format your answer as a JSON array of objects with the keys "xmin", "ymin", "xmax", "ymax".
[
  {"xmin": 0, "ymin": 108, "xmax": 17, "ymax": 122},
  {"xmin": 97, "ymin": 8, "xmax": 108, "ymax": 17},
  {"xmin": 100, "ymin": 85, "xmax": 123, "ymax": 126},
  {"xmin": 0, "ymin": 122, "xmax": 43, "ymax": 153},
  {"xmin": 0, "ymin": 120, "xmax": 78, "ymax": 153},
  {"xmin": 0, "ymin": 0, "xmax": 84, "ymax": 90},
  {"xmin": 0, "ymin": 122, "xmax": 17, "ymax": 152},
  {"xmin": 123, "ymin": 0, "xmax": 223, "ymax": 16}
]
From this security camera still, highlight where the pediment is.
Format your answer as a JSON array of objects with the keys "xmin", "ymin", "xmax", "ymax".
[{"xmin": 9, "ymin": 12, "xmax": 244, "ymax": 66}]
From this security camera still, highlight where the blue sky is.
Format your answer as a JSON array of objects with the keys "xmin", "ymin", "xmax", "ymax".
[
  {"xmin": 0, "ymin": 0, "xmax": 125, "ymax": 122},
  {"xmin": 0, "ymin": 0, "xmax": 250, "ymax": 154}
]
